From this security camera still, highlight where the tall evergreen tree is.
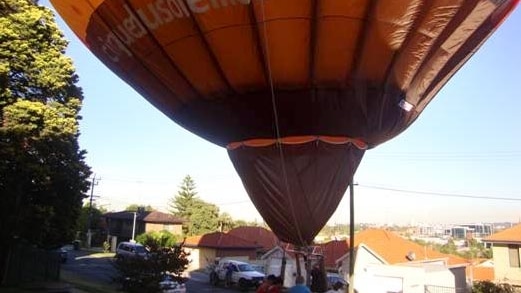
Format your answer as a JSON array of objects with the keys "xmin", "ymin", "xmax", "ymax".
[
  {"xmin": 169, "ymin": 175, "xmax": 221, "ymax": 236},
  {"xmin": 0, "ymin": 0, "xmax": 91, "ymax": 282},
  {"xmin": 169, "ymin": 175, "xmax": 198, "ymax": 218}
]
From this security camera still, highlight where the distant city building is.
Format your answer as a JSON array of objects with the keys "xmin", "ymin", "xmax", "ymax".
[{"xmin": 458, "ymin": 223, "xmax": 493, "ymax": 238}]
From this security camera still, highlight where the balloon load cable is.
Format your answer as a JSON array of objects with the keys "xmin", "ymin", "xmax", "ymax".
[{"xmin": 259, "ymin": 0, "xmax": 306, "ymax": 248}]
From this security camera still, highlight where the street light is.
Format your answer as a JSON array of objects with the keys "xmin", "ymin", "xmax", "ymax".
[{"xmin": 131, "ymin": 211, "xmax": 137, "ymax": 242}]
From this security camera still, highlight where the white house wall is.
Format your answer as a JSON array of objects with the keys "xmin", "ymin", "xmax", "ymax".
[
  {"xmin": 260, "ymin": 247, "xmax": 308, "ymax": 288},
  {"xmin": 492, "ymin": 244, "xmax": 521, "ymax": 283},
  {"xmin": 355, "ymin": 264, "xmax": 458, "ymax": 293},
  {"xmin": 186, "ymin": 247, "xmax": 216, "ymax": 272}
]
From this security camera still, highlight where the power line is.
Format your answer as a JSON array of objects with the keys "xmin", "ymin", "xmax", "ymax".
[
  {"xmin": 366, "ymin": 152, "xmax": 521, "ymax": 162},
  {"xmin": 359, "ymin": 184, "xmax": 521, "ymax": 202}
]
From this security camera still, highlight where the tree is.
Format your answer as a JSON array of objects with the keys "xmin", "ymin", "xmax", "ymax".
[
  {"xmin": 125, "ymin": 204, "xmax": 155, "ymax": 212},
  {"xmin": 113, "ymin": 240, "xmax": 190, "ymax": 293},
  {"xmin": 76, "ymin": 203, "xmax": 107, "ymax": 235},
  {"xmin": 218, "ymin": 212, "xmax": 235, "ymax": 232},
  {"xmin": 136, "ymin": 230, "xmax": 178, "ymax": 251},
  {"xmin": 0, "ymin": 0, "xmax": 91, "ymax": 282},
  {"xmin": 187, "ymin": 199, "xmax": 220, "ymax": 235},
  {"xmin": 472, "ymin": 281, "xmax": 514, "ymax": 293},
  {"xmin": 169, "ymin": 175, "xmax": 197, "ymax": 218},
  {"xmin": 440, "ymin": 239, "xmax": 458, "ymax": 255},
  {"xmin": 168, "ymin": 175, "xmax": 222, "ymax": 236}
]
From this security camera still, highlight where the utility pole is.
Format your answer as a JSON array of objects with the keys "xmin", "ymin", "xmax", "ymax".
[
  {"xmin": 86, "ymin": 174, "xmax": 99, "ymax": 248},
  {"xmin": 348, "ymin": 181, "xmax": 355, "ymax": 293}
]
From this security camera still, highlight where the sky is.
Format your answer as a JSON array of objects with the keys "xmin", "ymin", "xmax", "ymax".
[{"xmin": 42, "ymin": 1, "xmax": 520, "ymax": 226}]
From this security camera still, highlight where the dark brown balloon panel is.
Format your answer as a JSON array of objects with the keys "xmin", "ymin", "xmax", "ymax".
[{"xmin": 50, "ymin": 0, "xmax": 518, "ymax": 246}]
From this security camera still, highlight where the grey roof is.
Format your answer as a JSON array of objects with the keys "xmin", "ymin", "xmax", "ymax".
[{"xmin": 104, "ymin": 211, "xmax": 185, "ymax": 224}]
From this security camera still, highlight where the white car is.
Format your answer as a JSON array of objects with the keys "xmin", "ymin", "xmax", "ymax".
[
  {"xmin": 210, "ymin": 259, "xmax": 265, "ymax": 289},
  {"xmin": 159, "ymin": 274, "xmax": 187, "ymax": 293}
]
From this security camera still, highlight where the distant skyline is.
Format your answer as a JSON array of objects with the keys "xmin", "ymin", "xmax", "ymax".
[{"xmin": 43, "ymin": 2, "xmax": 521, "ymax": 226}]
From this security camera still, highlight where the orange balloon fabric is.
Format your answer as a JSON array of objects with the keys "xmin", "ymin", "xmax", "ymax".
[{"xmin": 50, "ymin": 0, "xmax": 518, "ymax": 246}]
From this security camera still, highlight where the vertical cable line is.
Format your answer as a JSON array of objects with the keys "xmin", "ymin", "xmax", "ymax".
[{"xmin": 258, "ymin": 0, "xmax": 306, "ymax": 247}]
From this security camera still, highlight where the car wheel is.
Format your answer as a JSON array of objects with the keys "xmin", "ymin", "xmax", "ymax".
[{"xmin": 238, "ymin": 278, "xmax": 249, "ymax": 291}]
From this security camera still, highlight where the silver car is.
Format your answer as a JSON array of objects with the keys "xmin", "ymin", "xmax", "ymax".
[{"xmin": 115, "ymin": 241, "xmax": 148, "ymax": 260}]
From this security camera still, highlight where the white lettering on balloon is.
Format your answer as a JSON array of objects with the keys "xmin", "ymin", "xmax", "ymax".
[{"xmin": 98, "ymin": 0, "xmax": 251, "ymax": 62}]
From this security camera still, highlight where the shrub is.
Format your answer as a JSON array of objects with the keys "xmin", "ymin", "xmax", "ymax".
[
  {"xmin": 102, "ymin": 240, "xmax": 110, "ymax": 253},
  {"xmin": 112, "ymin": 240, "xmax": 189, "ymax": 293},
  {"xmin": 472, "ymin": 280, "xmax": 515, "ymax": 293},
  {"xmin": 136, "ymin": 230, "xmax": 178, "ymax": 250}
]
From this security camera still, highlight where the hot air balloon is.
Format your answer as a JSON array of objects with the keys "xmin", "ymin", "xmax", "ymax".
[{"xmin": 50, "ymin": 0, "xmax": 517, "ymax": 250}]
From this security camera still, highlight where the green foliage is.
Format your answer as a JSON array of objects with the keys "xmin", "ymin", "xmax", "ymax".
[
  {"xmin": 103, "ymin": 240, "xmax": 111, "ymax": 253},
  {"xmin": 75, "ymin": 203, "xmax": 106, "ymax": 235},
  {"xmin": 472, "ymin": 281, "xmax": 514, "ymax": 293},
  {"xmin": 187, "ymin": 199, "xmax": 220, "ymax": 235},
  {"xmin": 0, "ymin": 0, "xmax": 91, "ymax": 279},
  {"xmin": 218, "ymin": 212, "xmax": 235, "ymax": 232},
  {"xmin": 112, "ymin": 242, "xmax": 190, "ymax": 293},
  {"xmin": 410, "ymin": 237, "xmax": 493, "ymax": 260},
  {"xmin": 136, "ymin": 230, "xmax": 178, "ymax": 250},
  {"xmin": 169, "ymin": 175, "xmax": 197, "ymax": 218},
  {"xmin": 0, "ymin": 0, "xmax": 81, "ymax": 106},
  {"xmin": 440, "ymin": 239, "xmax": 458, "ymax": 255},
  {"xmin": 125, "ymin": 204, "xmax": 155, "ymax": 212},
  {"xmin": 168, "ymin": 175, "xmax": 221, "ymax": 236}
]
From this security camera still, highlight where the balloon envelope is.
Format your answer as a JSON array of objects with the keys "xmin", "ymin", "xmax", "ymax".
[{"xmin": 50, "ymin": 0, "xmax": 518, "ymax": 245}]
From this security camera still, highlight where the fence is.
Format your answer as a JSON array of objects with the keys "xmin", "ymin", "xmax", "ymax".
[
  {"xmin": 3, "ymin": 242, "xmax": 61, "ymax": 286},
  {"xmin": 425, "ymin": 284, "xmax": 468, "ymax": 293}
]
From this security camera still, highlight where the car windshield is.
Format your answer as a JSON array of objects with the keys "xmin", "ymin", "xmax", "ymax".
[
  {"xmin": 134, "ymin": 246, "xmax": 147, "ymax": 253},
  {"xmin": 237, "ymin": 264, "xmax": 254, "ymax": 272}
]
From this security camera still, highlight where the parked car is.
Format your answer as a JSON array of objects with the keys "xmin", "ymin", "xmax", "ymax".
[
  {"xmin": 326, "ymin": 272, "xmax": 348, "ymax": 290},
  {"xmin": 159, "ymin": 274, "xmax": 187, "ymax": 293},
  {"xmin": 209, "ymin": 259, "xmax": 265, "ymax": 289},
  {"xmin": 50, "ymin": 247, "xmax": 68, "ymax": 263},
  {"xmin": 115, "ymin": 241, "xmax": 148, "ymax": 260}
]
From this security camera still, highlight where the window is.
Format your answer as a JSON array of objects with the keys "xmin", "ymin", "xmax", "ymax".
[{"xmin": 508, "ymin": 245, "xmax": 520, "ymax": 267}]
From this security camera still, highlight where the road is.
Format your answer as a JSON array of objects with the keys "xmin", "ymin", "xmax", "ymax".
[{"xmin": 62, "ymin": 248, "xmax": 257, "ymax": 292}]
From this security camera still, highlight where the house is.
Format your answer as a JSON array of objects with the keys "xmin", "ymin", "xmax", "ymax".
[
  {"xmin": 261, "ymin": 245, "xmax": 306, "ymax": 288},
  {"xmin": 336, "ymin": 229, "xmax": 469, "ymax": 293},
  {"xmin": 104, "ymin": 210, "xmax": 184, "ymax": 244},
  {"xmin": 227, "ymin": 226, "xmax": 281, "ymax": 255},
  {"xmin": 483, "ymin": 223, "xmax": 521, "ymax": 286},
  {"xmin": 319, "ymin": 239, "xmax": 348, "ymax": 271},
  {"xmin": 184, "ymin": 232, "xmax": 262, "ymax": 272},
  {"xmin": 469, "ymin": 259, "xmax": 494, "ymax": 282}
]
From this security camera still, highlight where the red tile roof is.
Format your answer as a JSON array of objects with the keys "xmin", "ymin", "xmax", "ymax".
[
  {"xmin": 351, "ymin": 229, "xmax": 468, "ymax": 266},
  {"xmin": 484, "ymin": 223, "xmax": 521, "ymax": 243},
  {"xmin": 319, "ymin": 240, "xmax": 348, "ymax": 269},
  {"xmin": 227, "ymin": 226, "xmax": 280, "ymax": 251},
  {"xmin": 144, "ymin": 211, "xmax": 185, "ymax": 224},
  {"xmin": 469, "ymin": 265, "xmax": 494, "ymax": 281},
  {"xmin": 184, "ymin": 232, "xmax": 262, "ymax": 249}
]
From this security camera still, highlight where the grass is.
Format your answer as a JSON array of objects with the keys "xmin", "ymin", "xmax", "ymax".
[{"xmin": 60, "ymin": 270, "xmax": 120, "ymax": 293}]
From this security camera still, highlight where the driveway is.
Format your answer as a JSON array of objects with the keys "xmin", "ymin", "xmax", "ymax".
[{"xmin": 61, "ymin": 248, "xmax": 259, "ymax": 292}]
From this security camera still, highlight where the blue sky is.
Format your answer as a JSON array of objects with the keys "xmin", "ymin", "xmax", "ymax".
[{"xmin": 44, "ymin": 2, "xmax": 520, "ymax": 225}]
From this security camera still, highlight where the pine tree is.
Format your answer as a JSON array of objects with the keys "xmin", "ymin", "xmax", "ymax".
[
  {"xmin": 168, "ymin": 175, "xmax": 221, "ymax": 236},
  {"xmin": 169, "ymin": 175, "xmax": 198, "ymax": 218}
]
